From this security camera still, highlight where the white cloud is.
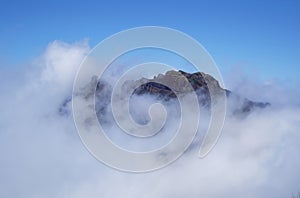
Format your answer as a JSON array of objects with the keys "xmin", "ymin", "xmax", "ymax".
[{"xmin": 0, "ymin": 40, "xmax": 299, "ymax": 198}]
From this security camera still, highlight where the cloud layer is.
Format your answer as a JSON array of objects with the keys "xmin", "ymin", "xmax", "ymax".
[{"xmin": 0, "ymin": 40, "xmax": 299, "ymax": 198}]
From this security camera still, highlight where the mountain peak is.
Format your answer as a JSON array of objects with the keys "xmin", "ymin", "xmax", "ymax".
[{"xmin": 121, "ymin": 70, "xmax": 270, "ymax": 114}]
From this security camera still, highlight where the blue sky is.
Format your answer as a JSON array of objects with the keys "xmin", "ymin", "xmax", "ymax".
[
  {"xmin": 2, "ymin": 1, "xmax": 300, "ymax": 197},
  {"xmin": 1, "ymin": 0, "xmax": 299, "ymax": 81}
]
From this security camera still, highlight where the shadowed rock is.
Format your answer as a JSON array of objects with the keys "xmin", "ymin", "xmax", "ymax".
[
  {"xmin": 123, "ymin": 70, "xmax": 270, "ymax": 113},
  {"xmin": 63, "ymin": 70, "xmax": 270, "ymax": 117}
]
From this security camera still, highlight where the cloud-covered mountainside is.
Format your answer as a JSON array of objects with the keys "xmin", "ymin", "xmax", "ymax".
[
  {"xmin": 93, "ymin": 69, "xmax": 270, "ymax": 119},
  {"xmin": 0, "ymin": 40, "xmax": 300, "ymax": 198}
]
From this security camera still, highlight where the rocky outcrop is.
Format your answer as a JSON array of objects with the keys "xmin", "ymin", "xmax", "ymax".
[
  {"xmin": 65, "ymin": 70, "xmax": 269, "ymax": 117},
  {"xmin": 121, "ymin": 70, "xmax": 270, "ymax": 113},
  {"xmin": 133, "ymin": 70, "xmax": 220, "ymax": 96}
]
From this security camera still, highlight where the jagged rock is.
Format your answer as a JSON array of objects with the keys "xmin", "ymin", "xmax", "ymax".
[
  {"xmin": 67, "ymin": 70, "xmax": 270, "ymax": 118},
  {"xmin": 125, "ymin": 70, "xmax": 270, "ymax": 114}
]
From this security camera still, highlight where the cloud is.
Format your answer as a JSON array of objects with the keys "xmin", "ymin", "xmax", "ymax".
[
  {"xmin": 0, "ymin": 40, "xmax": 92, "ymax": 198},
  {"xmin": 0, "ymin": 40, "xmax": 299, "ymax": 198}
]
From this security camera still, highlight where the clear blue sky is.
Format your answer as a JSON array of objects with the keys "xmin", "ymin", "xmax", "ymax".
[{"xmin": 0, "ymin": 0, "xmax": 299, "ymax": 81}]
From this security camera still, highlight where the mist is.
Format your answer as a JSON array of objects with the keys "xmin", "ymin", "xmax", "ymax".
[{"xmin": 1, "ymin": 40, "xmax": 299, "ymax": 198}]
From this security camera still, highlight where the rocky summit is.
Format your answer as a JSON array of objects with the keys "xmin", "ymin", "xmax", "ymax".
[
  {"xmin": 120, "ymin": 70, "xmax": 270, "ymax": 114},
  {"xmin": 132, "ymin": 70, "xmax": 222, "ymax": 98},
  {"xmin": 64, "ymin": 70, "xmax": 270, "ymax": 119}
]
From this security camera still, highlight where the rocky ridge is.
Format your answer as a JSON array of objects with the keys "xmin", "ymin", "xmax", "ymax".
[{"xmin": 122, "ymin": 70, "xmax": 270, "ymax": 113}]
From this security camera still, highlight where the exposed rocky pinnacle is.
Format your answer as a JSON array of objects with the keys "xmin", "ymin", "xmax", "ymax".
[
  {"xmin": 121, "ymin": 70, "xmax": 270, "ymax": 114},
  {"xmin": 63, "ymin": 70, "xmax": 270, "ymax": 117}
]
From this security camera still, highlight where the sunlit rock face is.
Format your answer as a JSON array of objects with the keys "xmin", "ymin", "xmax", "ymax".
[
  {"xmin": 91, "ymin": 70, "xmax": 270, "ymax": 120},
  {"xmin": 126, "ymin": 70, "xmax": 220, "ymax": 108}
]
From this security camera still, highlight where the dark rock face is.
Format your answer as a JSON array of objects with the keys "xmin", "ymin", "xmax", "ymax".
[
  {"xmin": 130, "ymin": 70, "xmax": 220, "ymax": 106},
  {"xmin": 133, "ymin": 70, "xmax": 217, "ymax": 96},
  {"xmin": 234, "ymin": 97, "xmax": 270, "ymax": 114},
  {"xmin": 66, "ymin": 70, "xmax": 269, "ymax": 118},
  {"xmin": 122, "ymin": 70, "xmax": 270, "ymax": 113}
]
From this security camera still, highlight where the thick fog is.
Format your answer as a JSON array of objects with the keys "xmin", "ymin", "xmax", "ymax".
[{"xmin": 1, "ymin": 40, "xmax": 299, "ymax": 198}]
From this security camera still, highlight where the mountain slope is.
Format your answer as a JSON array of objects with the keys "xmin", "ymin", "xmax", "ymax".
[{"xmin": 122, "ymin": 70, "xmax": 270, "ymax": 114}]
